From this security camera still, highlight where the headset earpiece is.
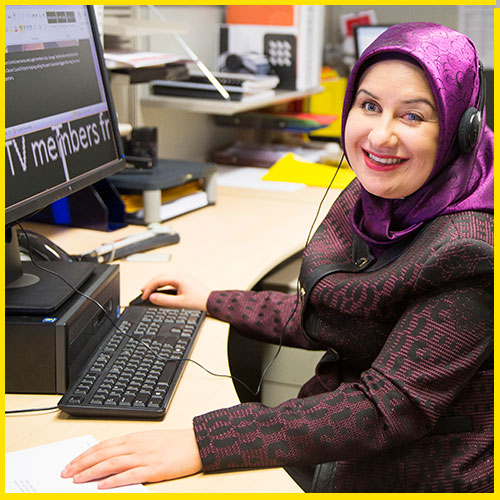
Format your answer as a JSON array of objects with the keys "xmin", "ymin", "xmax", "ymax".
[
  {"xmin": 458, "ymin": 106, "xmax": 481, "ymax": 153},
  {"xmin": 457, "ymin": 61, "xmax": 485, "ymax": 153}
]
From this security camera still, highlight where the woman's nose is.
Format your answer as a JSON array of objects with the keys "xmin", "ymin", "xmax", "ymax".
[{"xmin": 368, "ymin": 117, "xmax": 398, "ymax": 147}]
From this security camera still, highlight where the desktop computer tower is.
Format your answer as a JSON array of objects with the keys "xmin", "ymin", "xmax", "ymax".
[{"xmin": 5, "ymin": 264, "xmax": 120, "ymax": 395}]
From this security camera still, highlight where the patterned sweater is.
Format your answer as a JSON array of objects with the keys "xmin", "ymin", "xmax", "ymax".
[{"xmin": 192, "ymin": 181, "xmax": 493, "ymax": 493}]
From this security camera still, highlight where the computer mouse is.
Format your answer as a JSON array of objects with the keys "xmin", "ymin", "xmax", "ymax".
[{"xmin": 128, "ymin": 288, "xmax": 177, "ymax": 307}]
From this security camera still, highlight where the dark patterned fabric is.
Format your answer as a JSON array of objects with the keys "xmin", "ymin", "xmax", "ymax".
[{"xmin": 193, "ymin": 180, "xmax": 493, "ymax": 492}]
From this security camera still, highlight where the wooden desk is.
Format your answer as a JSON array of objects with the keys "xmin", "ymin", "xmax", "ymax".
[{"xmin": 5, "ymin": 184, "xmax": 340, "ymax": 493}]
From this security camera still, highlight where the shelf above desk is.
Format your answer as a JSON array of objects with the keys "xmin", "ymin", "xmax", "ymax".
[
  {"xmin": 104, "ymin": 18, "xmax": 187, "ymax": 37},
  {"xmin": 141, "ymin": 87, "xmax": 323, "ymax": 115}
]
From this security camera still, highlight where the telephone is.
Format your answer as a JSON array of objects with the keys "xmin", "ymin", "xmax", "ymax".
[
  {"xmin": 218, "ymin": 52, "xmax": 271, "ymax": 75},
  {"xmin": 17, "ymin": 230, "xmax": 74, "ymax": 262}
]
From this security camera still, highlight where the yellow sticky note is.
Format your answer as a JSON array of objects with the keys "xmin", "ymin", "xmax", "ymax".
[{"xmin": 262, "ymin": 153, "xmax": 356, "ymax": 188}]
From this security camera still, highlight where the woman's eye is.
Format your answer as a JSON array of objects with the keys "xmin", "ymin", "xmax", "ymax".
[
  {"xmin": 361, "ymin": 101, "xmax": 379, "ymax": 113},
  {"xmin": 404, "ymin": 112, "xmax": 423, "ymax": 122}
]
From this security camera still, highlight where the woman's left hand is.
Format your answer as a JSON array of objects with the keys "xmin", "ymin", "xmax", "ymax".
[{"xmin": 61, "ymin": 428, "xmax": 202, "ymax": 489}]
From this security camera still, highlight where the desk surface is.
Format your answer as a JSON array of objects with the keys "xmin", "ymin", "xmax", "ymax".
[{"xmin": 5, "ymin": 183, "xmax": 340, "ymax": 493}]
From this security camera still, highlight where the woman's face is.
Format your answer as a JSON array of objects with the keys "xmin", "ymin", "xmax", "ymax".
[{"xmin": 344, "ymin": 59, "xmax": 440, "ymax": 199}]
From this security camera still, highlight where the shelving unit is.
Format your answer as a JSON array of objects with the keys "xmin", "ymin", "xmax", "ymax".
[{"xmin": 141, "ymin": 86, "xmax": 323, "ymax": 116}]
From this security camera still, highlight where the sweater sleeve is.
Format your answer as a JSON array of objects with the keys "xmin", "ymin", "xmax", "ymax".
[
  {"xmin": 207, "ymin": 289, "xmax": 323, "ymax": 350},
  {"xmin": 193, "ymin": 237, "xmax": 493, "ymax": 471}
]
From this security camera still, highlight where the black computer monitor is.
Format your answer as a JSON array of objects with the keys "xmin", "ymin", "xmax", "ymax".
[{"xmin": 5, "ymin": 5, "xmax": 126, "ymax": 312}]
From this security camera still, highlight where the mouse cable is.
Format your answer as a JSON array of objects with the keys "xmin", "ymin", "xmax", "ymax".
[
  {"xmin": 6, "ymin": 406, "xmax": 60, "ymax": 415},
  {"xmin": 7, "ymin": 224, "xmax": 264, "ymax": 415},
  {"xmin": 251, "ymin": 154, "xmax": 346, "ymax": 397}
]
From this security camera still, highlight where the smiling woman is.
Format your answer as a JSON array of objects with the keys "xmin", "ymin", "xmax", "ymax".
[{"xmin": 62, "ymin": 23, "xmax": 493, "ymax": 493}]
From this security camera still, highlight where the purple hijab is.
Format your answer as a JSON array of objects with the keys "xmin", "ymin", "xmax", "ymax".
[{"xmin": 341, "ymin": 22, "xmax": 494, "ymax": 253}]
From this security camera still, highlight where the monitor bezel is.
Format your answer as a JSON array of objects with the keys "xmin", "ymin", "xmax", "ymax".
[{"xmin": 5, "ymin": 5, "xmax": 126, "ymax": 228}]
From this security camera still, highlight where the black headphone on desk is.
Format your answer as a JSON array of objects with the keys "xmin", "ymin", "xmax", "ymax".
[{"xmin": 457, "ymin": 60, "xmax": 485, "ymax": 153}]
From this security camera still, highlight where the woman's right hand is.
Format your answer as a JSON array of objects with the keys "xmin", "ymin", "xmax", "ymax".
[{"xmin": 140, "ymin": 272, "xmax": 211, "ymax": 311}]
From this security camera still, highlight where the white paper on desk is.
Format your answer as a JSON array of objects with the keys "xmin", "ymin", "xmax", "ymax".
[
  {"xmin": 5, "ymin": 435, "xmax": 149, "ymax": 493},
  {"xmin": 216, "ymin": 166, "xmax": 305, "ymax": 192}
]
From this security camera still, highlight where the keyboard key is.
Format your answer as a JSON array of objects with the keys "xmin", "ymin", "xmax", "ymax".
[
  {"xmin": 148, "ymin": 397, "xmax": 163, "ymax": 408},
  {"xmin": 68, "ymin": 396, "xmax": 85, "ymax": 404},
  {"xmin": 119, "ymin": 395, "xmax": 135, "ymax": 406}
]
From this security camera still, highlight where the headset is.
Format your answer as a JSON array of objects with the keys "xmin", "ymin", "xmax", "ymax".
[{"xmin": 457, "ymin": 60, "xmax": 485, "ymax": 153}]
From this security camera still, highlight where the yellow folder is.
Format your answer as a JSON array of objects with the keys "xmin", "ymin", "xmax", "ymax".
[{"xmin": 262, "ymin": 153, "xmax": 356, "ymax": 188}]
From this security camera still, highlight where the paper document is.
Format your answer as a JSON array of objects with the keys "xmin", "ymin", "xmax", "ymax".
[
  {"xmin": 5, "ymin": 435, "xmax": 149, "ymax": 493},
  {"xmin": 217, "ymin": 166, "xmax": 304, "ymax": 192}
]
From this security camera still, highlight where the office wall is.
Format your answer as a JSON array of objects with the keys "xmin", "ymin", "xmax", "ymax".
[
  {"xmin": 146, "ymin": 5, "xmax": 225, "ymax": 69},
  {"xmin": 324, "ymin": 5, "xmax": 460, "ymax": 46},
  {"xmin": 116, "ymin": 5, "xmax": 492, "ymax": 162}
]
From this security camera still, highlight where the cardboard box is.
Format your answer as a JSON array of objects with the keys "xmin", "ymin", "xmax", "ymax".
[{"xmin": 219, "ymin": 5, "xmax": 325, "ymax": 91}]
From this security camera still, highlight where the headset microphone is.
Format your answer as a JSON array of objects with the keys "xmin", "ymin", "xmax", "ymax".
[{"xmin": 457, "ymin": 60, "xmax": 485, "ymax": 153}]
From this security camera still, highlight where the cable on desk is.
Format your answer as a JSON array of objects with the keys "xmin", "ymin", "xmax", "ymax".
[{"xmin": 6, "ymin": 406, "xmax": 59, "ymax": 414}]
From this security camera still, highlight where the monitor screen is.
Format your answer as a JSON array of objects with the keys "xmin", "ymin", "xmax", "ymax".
[
  {"xmin": 5, "ymin": 5, "xmax": 125, "ymax": 226},
  {"xmin": 5, "ymin": 5, "xmax": 126, "ymax": 310},
  {"xmin": 354, "ymin": 25, "xmax": 391, "ymax": 59}
]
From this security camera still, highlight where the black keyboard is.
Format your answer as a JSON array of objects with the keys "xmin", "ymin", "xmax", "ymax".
[{"xmin": 58, "ymin": 305, "xmax": 205, "ymax": 418}]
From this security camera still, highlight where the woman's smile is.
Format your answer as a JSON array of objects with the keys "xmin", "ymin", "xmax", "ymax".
[{"xmin": 362, "ymin": 148, "xmax": 409, "ymax": 171}]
